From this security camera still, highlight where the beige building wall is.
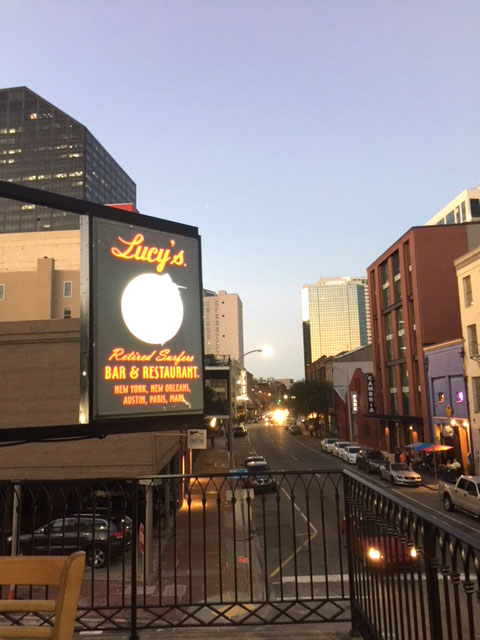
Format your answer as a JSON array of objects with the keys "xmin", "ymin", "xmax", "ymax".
[
  {"xmin": 203, "ymin": 290, "xmax": 244, "ymax": 363},
  {"xmin": 0, "ymin": 230, "xmax": 80, "ymax": 272},
  {"xmin": 0, "ymin": 258, "xmax": 80, "ymax": 321},
  {"xmin": 455, "ymin": 248, "xmax": 480, "ymax": 473},
  {"xmin": 425, "ymin": 188, "xmax": 480, "ymax": 226}
]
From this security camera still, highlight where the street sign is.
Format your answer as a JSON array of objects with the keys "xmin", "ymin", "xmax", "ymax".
[{"xmin": 187, "ymin": 429, "xmax": 207, "ymax": 449}]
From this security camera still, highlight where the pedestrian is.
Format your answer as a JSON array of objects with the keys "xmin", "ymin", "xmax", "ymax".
[
  {"xmin": 449, "ymin": 458, "xmax": 461, "ymax": 472},
  {"xmin": 394, "ymin": 447, "xmax": 401, "ymax": 463},
  {"xmin": 399, "ymin": 451, "xmax": 406, "ymax": 463}
]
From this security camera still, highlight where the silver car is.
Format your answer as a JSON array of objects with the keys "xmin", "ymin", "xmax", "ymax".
[
  {"xmin": 331, "ymin": 441, "xmax": 351, "ymax": 457},
  {"xmin": 380, "ymin": 462, "xmax": 421, "ymax": 486},
  {"xmin": 321, "ymin": 438, "xmax": 339, "ymax": 452},
  {"xmin": 341, "ymin": 445, "xmax": 361, "ymax": 464}
]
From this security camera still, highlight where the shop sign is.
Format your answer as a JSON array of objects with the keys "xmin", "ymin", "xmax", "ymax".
[
  {"xmin": 366, "ymin": 373, "xmax": 375, "ymax": 414},
  {"xmin": 187, "ymin": 429, "xmax": 207, "ymax": 449},
  {"xmin": 351, "ymin": 391, "xmax": 358, "ymax": 414},
  {"xmin": 92, "ymin": 218, "xmax": 203, "ymax": 418}
]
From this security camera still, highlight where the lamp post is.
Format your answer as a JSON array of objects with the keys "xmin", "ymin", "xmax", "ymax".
[{"xmin": 228, "ymin": 346, "xmax": 273, "ymax": 467}]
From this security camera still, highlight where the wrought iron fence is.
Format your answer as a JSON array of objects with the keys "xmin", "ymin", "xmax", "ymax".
[
  {"xmin": 344, "ymin": 469, "xmax": 480, "ymax": 640},
  {"xmin": 0, "ymin": 470, "xmax": 478, "ymax": 639}
]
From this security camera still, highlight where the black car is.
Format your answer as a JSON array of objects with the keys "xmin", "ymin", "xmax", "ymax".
[
  {"xmin": 13, "ymin": 513, "xmax": 133, "ymax": 568},
  {"xmin": 356, "ymin": 449, "xmax": 389, "ymax": 474},
  {"xmin": 233, "ymin": 424, "xmax": 248, "ymax": 437},
  {"xmin": 288, "ymin": 425, "xmax": 303, "ymax": 435},
  {"xmin": 243, "ymin": 461, "xmax": 277, "ymax": 493}
]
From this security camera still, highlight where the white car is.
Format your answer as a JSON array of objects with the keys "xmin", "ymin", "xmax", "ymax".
[
  {"xmin": 341, "ymin": 445, "xmax": 361, "ymax": 464},
  {"xmin": 380, "ymin": 462, "xmax": 422, "ymax": 486},
  {"xmin": 321, "ymin": 438, "xmax": 338, "ymax": 452},
  {"xmin": 331, "ymin": 441, "xmax": 351, "ymax": 457}
]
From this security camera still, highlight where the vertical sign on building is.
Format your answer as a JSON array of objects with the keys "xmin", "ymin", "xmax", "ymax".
[
  {"xmin": 366, "ymin": 373, "xmax": 375, "ymax": 414},
  {"xmin": 91, "ymin": 218, "xmax": 204, "ymax": 419}
]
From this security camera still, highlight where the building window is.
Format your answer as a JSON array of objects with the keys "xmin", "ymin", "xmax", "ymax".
[
  {"xmin": 392, "ymin": 252, "xmax": 401, "ymax": 301},
  {"xmin": 388, "ymin": 366, "xmax": 398, "ymax": 413},
  {"xmin": 384, "ymin": 313, "xmax": 394, "ymax": 360},
  {"xmin": 63, "ymin": 281, "xmax": 72, "ymax": 297},
  {"xmin": 472, "ymin": 377, "xmax": 480, "ymax": 412},
  {"xmin": 438, "ymin": 392, "xmax": 445, "ymax": 404},
  {"xmin": 0, "ymin": 284, "xmax": 4, "ymax": 301},
  {"xmin": 396, "ymin": 307, "xmax": 405, "ymax": 356},
  {"xmin": 380, "ymin": 262, "xmax": 390, "ymax": 308},
  {"xmin": 467, "ymin": 324, "xmax": 478, "ymax": 358},
  {"xmin": 463, "ymin": 276, "xmax": 473, "ymax": 307},
  {"xmin": 64, "ymin": 308, "xmax": 72, "ymax": 319}
]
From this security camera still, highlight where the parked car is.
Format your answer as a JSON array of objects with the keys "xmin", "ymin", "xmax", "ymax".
[
  {"xmin": 233, "ymin": 424, "xmax": 248, "ymax": 437},
  {"xmin": 321, "ymin": 438, "xmax": 339, "ymax": 452},
  {"xmin": 288, "ymin": 425, "xmax": 303, "ymax": 435},
  {"xmin": 341, "ymin": 514, "xmax": 418, "ymax": 571},
  {"xmin": 11, "ymin": 514, "xmax": 133, "ymax": 568},
  {"xmin": 380, "ymin": 462, "xmax": 422, "ymax": 486},
  {"xmin": 243, "ymin": 461, "xmax": 277, "ymax": 494},
  {"xmin": 244, "ymin": 454, "xmax": 266, "ymax": 467},
  {"xmin": 341, "ymin": 445, "xmax": 361, "ymax": 464},
  {"xmin": 331, "ymin": 441, "xmax": 351, "ymax": 457},
  {"xmin": 356, "ymin": 449, "xmax": 389, "ymax": 474},
  {"xmin": 439, "ymin": 475, "xmax": 480, "ymax": 516}
]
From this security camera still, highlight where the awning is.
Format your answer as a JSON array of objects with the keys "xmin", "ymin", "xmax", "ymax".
[{"xmin": 362, "ymin": 413, "xmax": 423, "ymax": 425}]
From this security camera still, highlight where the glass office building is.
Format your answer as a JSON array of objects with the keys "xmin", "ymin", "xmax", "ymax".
[
  {"xmin": 302, "ymin": 277, "xmax": 370, "ymax": 370},
  {"xmin": 0, "ymin": 87, "xmax": 136, "ymax": 232}
]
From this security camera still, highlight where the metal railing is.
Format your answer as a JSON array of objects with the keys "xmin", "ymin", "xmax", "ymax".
[
  {"xmin": 344, "ymin": 469, "xmax": 480, "ymax": 640},
  {"xmin": 0, "ymin": 471, "xmax": 478, "ymax": 639}
]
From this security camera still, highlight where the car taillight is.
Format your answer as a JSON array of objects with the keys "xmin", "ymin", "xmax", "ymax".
[{"xmin": 113, "ymin": 531, "xmax": 124, "ymax": 539}]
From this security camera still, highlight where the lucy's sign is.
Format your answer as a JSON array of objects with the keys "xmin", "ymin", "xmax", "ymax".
[{"xmin": 92, "ymin": 219, "xmax": 204, "ymax": 418}]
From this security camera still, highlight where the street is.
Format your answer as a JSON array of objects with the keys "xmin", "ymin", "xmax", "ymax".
[{"xmin": 235, "ymin": 421, "xmax": 480, "ymax": 541}]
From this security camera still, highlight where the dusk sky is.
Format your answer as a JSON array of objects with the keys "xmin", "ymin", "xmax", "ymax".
[{"xmin": 2, "ymin": 1, "xmax": 479, "ymax": 380}]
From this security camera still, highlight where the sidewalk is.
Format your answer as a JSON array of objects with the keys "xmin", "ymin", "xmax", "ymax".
[{"xmin": 75, "ymin": 437, "xmax": 352, "ymax": 639}]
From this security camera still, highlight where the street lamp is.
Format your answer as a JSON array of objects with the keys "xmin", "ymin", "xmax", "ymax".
[
  {"xmin": 227, "ymin": 346, "xmax": 273, "ymax": 467},
  {"xmin": 241, "ymin": 346, "xmax": 273, "ymax": 360}
]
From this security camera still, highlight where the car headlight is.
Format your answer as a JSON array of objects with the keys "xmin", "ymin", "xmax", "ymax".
[{"xmin": 367, "ymin": 547, "xmax": 382, "ymax": 561}]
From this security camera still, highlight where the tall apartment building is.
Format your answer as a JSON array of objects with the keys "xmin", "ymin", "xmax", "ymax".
[
  {"xmin": 0, "ymin": 86, "xmax": 136, "ymax": 233},
  {"xmin": 425, "ymin": 187, "xmax": 480, "ymax": 226},
  {"xmin": 302, "ymin": 277, "xmax": 370, "ymax": 372},
  {"xmin": 203, "ymin": 289, "xmax": 244, "ymax": 364},
  {"xmin": 367, "ymin": 223, "xmax": 480, "ymax": 453}
]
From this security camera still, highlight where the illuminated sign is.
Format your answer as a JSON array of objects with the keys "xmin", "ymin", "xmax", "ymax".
[
  {"xmin": 366, "ymin": 373, "xmax": 375, "ymax": 414},
  {"xmin": 351, "ymin": 391, "xmax": 358, "ymax": 414},
  {"xmin": 92, "ymin": 218, "xmax": 203, "ymax": 418}
]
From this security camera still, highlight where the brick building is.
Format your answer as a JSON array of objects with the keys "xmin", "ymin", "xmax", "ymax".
[{"xmin": 367, "ymin": 222, "xmax": 480, "ymax": 452}]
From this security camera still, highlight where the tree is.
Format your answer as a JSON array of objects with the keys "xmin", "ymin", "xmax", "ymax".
[{"xmin": 287, "ymin": 379, "xmax": 332, "ymax": 418}]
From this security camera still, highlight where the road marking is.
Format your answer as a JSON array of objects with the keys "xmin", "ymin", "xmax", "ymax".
[
  {"xmin": 292, "ymin": 439, "xmax": 323, "ymax": 455},
  {"xmin": 269, "ymin": 489, "xmax": 319, "ymax": 579},
  {"xmin": 390, "ymin": 489, "xmax": 480, "ymax": 535},
  {"xmin": 291, "ymin": 455, "xmax": 299, "ymax": 461},
  {"xmin": 277, "ymin": 574, "xmax": 347, "ymax": 583}
]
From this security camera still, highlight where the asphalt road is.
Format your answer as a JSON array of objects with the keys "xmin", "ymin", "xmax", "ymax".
[{"xmin": 234, "ymin": 422, "xmax": 480, "ymax": 541}]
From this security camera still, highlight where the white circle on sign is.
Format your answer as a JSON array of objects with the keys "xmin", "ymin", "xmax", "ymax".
[{"xmin": 121, "ymin": 273, "xmax": 184, "ymax": 344}]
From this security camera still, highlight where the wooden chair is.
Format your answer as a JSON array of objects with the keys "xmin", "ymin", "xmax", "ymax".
[{"xmin": 0, "ymin": 551, "xmax": 85, "ymax": 639}]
